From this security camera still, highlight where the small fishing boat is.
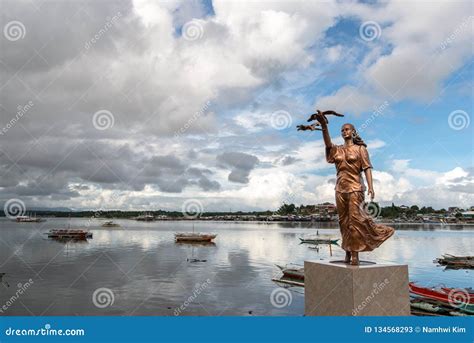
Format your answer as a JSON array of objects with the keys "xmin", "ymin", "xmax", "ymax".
[
  {"xmin": 46, "ymin": 229, "xmax": 93, "ymax": 240},
  {"xmin": 175, "ymin": 233, "xmax": 217, "ymax": 242},
  {"xmin": 101, "ymin": 221, "xmax": 120, "ymax": 227},
  {"xmin": 175, "ymin": 223, "xmax": 216, "ymax": 243},
  {"xmin": 409, "ymin": 282, "xmax": 474, "ymax": 314},
  {"xmin": 16, "ymin": 214, "xmax": 45, "ymax": 222},
  {"xmin": 299, "ymin": 238, "xmax": 339, "ymax": 245},
  {"xmin": 135, "ymin": 213, "xmax": 155, "ymax": 221},
  {"xmin": 410, "ymin": 299, "xmax": 443, "ymax": 314},
  {"xmin": 435, "ymin": 254, "xmax": 474, "ymax": 269},
  {"xmin": 276, "ymin": 264, "xmax": 304, "ymax": 280}
]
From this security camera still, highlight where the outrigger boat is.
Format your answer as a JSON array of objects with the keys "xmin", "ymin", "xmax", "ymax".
[
  {"xmin": 409, "ymin": 282, "xmax": 474, "ymax": 314},
  {"xmin": 46, "ymin": 229, "xmax": 93, "ymax": 241},
  {"xmin": 101, "ymin": 221, "xmax": 120, "ymax": 227},
  {"xmin": 16, "ymin": 214, "xmax": 45, "ymax": 222},
  {"xmin": 175, "ymin": 233, "xmax": 217, "ymax": 243},
  {"xmin": 299, "ymin": 238, "xmax": 339, "ymax": 245},
  {"xmin": 135, "ymin": 213, "xmax": 155, "ymax": 221},
  {"xmin": 276, "ymin": 264, "xmax": 304, "ymax": 280},
  {"xmin": 175, "ymin": 223, "xmax": 216, "ymax": 243},
  {"xmin": 435, "ymin": 254, "xmax": 474, "ymax": 269}
]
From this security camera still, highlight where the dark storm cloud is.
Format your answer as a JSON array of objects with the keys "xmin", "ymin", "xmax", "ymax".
[
  {"xmin": 279, "ymin": 155, "xmax": 299, "ymax": 166},
  {"xmin": 216, "ymin": 152, "xmax": 259, "ymax": 184}
]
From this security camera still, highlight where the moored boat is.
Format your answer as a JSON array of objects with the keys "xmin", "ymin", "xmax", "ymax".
[
  {"xmin": 101, "ymin": 221, "xmax": 120, "ymax": 227},
  {"xmin": 299, "ymin": 238, "xmax": 339, "ymax": 245},
  {"xmin": 276, "ymin": 264, "xmax": 304, "ymax": 280},
  {"xmin": 175, "ymin": 233, "xmax": 217, "ymax": 243},
  {"xmin": 409, "ymin": 282, "xmax": 474, "ymax": 314},
  {"xmin": 46, "ymin": 229, "xmax": 93, "ymax": 240},
  {"xmin": 435, "ymin": 254, "xmax": 474, "ymax": 269},
  {"xmin": 16, "ymin": 214, "xmax": 45, "ymax": 222},
  {"xmin": 135, "ymin": 213, "xmax": 155, "ymax": 221}
]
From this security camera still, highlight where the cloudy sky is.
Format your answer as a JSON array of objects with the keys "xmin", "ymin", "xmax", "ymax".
[{"xmin": 0, "ymin": 0, "xmax": 472, "ymax": 212}]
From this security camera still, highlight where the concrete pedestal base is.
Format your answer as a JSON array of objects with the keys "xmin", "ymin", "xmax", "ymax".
[{"xmin": 304, "ymin": 261, "xmax": 410, "ymax": 316}]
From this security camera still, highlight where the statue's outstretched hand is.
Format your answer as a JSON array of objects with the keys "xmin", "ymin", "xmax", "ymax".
[{"xmin": 308, "ymin": 110, "xmax": 328, "ymax": 125}]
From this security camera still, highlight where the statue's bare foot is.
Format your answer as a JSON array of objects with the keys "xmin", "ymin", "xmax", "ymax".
[{"xmin": 344, "ymin": 251, "xmax": 351, "ymax": 263}]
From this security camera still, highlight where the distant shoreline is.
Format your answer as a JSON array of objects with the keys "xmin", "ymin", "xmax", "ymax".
[{"xmin": 5, "ymin": 217, "xmax": 473, "ymax": 226}]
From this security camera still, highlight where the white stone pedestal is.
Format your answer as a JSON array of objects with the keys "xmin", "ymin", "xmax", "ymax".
[{"xmin": 304, "ymin": 260, "xmax": 410, "ymax": 316}]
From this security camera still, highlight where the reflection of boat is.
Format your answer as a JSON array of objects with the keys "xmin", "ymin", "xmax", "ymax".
[
  {"xmin": 175, "ymin": 241, "xmax": 216, "ymax": 247},
  {"xmin": 409, "ymin": 282, "xmax": 474, "ymax": 314},
  {"xmin": 175, "ymin": 233, "xmax": 217, "ymax": 243},
  {"xmin": 46, "ymin": 229, "xmax": 92, "ymax": 241},
  {"xmin": 435, "ymin": 255, "xmax": 474, "ymax": 269},
  {"xmin": 299, "ymin": 238, "xmax": 339, "ymax": 245},
  {"xmin": 135, "ymin": 213, "xmax": 155, "ymax": 221},
  {"xmin": 102, "ymin": 221, "xmax": 120, "ymax": 227},
  {"xmin": 16, "ymin": 214, "xmax": 45, "ymax": 222},
  {"xmin": 276, "ymin": 264, "xmax": 304, "ymax": 280}
]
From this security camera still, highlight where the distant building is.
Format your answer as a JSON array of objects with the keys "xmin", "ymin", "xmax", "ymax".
[
  {"xmin": 448, "ymin": 207, "xmax": 460, "ymax": 213},
  {"xmin": 310, "ymin": 203, "xmax": 337, "ymax": 215},
  {"xmin": 461, "ymin": 211, "xmax": 474, "ymax": 220}
]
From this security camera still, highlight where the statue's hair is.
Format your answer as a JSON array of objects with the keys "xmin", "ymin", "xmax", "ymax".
[{"xmin": 343, "ymin": 123, "xmax": 367, "ymax": 147}]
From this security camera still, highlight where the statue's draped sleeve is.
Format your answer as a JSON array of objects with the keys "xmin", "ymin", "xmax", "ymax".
[
  {"xmin": 360, "ymin": 145, "xmax": 372, "ymax": 171},
  {"xmin": 326, "ymin": 144, "xmax": 337, "ymax": 164}
]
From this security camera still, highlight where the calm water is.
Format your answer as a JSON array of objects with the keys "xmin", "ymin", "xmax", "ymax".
[{"xmin": 0, "ymin": 218, "xmax": 472, "ymax": 316}]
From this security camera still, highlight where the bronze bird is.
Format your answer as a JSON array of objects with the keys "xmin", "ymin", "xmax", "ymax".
[
  {"xmin": 296, "ymin": 123, "xmax": 322, "ymax": 131},
  {"xmin": 307, "ymin": 110, "xmax": 344, "ymax": 124},
  {"xmin": 296, "ymin": 110, "xmax": 344, "ymax": 132}
]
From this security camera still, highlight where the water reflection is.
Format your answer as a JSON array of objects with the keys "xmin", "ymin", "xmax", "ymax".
[{"xmin": 0, "ymin": 218, "xmax": 472, "ymax": 316}]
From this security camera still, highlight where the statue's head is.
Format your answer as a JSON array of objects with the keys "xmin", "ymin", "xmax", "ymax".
[
  {"xmin": 340, "ymin": 123, "xmax": 367, "ymax": 147},
  {"xmin": 340, "ymin": 123, "xmax": 355, "ymax": 140}
]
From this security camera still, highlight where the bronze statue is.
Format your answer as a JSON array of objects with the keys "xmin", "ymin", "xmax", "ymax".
[{"xmin": 298, "ymin": 110, "xmax": 394, "ymax": 265}]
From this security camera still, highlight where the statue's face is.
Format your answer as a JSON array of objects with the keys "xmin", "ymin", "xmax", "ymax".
[{"xmin": 341, "ymin": 124, "xmax": 354, "ymax": 140}]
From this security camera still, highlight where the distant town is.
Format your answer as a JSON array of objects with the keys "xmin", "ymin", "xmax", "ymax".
[{"xmin": 3, "ymin": 203, "xmax": 474, "ymax": 224}]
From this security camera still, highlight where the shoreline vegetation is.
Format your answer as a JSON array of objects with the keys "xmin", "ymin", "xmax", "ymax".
[{"xmin": 2, "ymin": 202, "xmax": 473, "ymax": 224}]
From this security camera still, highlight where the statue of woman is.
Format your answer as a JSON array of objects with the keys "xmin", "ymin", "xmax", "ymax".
[{"xmin": 314, "ymin": 112, "xmax": 394, "ymax": 265}]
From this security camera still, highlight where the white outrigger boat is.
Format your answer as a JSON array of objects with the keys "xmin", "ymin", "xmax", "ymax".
[
  {"xmin": 175, "ymin": 224, "xmax": 217, "ymax": 243},
  {"xmin": 15, "ymin": 214, "xmax": 45, "ymax": 222},
  {"xmin": 101, "ymin": 220, "xmax": 120, "ymax": 227}
]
